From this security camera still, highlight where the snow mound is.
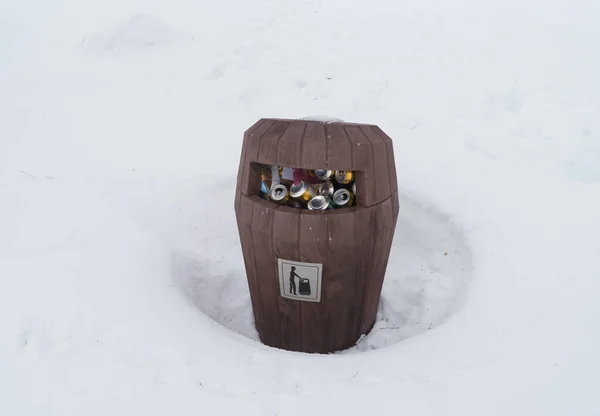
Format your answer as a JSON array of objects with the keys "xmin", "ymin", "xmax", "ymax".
[
  {"xmin": 81, "ymin": 14, "xmax": 192, "ymax": 53},
  {"xmin": 299, "ymin": 115, "xmax": 346, "ymax": 123},
  {"xmin": 172, "ymin": 194, "xmax": 471, "ymax": 353}
]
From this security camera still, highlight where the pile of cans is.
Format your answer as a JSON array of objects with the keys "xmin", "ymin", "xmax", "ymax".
[{"xmin": 259, "ymin": 165, "xmax": 357, "ymax": 210}]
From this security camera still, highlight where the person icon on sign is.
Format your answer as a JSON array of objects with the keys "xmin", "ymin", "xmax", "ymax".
[{"xmin": 289, "ymin": 266, "xmax": 300, "ymax": 295}]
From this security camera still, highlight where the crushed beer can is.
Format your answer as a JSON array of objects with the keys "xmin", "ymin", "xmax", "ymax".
[
  {"xmin": 270, "ymin": 183, "xmax": 290, "ymax": 204},
  {"xmin": 332, "ymin": 188, "xmax": 354, "ymax": 208},
  {"xmin": 317, "ymin": 180, "xmax": 335, "ymax": 198},
  {"xmin": 270, "ymin": 165, "xmax": 281, "ymax": 185},
  {"xmin": 307, "ymin": 195, "xmax": 333, "ymax": 210},
  {"xmin": 290, "ymin": 180, "xmax": 318, "ymax": 203},
  {"xmin": 314, "ymin": 169, "xmax": 334, "ymax": 181},
  {"xmin": 334, "ymin": 170, "xmax": 354, "ymax": 185}
]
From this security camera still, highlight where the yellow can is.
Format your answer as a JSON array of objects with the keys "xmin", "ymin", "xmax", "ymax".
[
  {"xmin": 334, "ymin": 170, "xmax": 354, "ymax": 185},
  {"xmin": 290, "ymin": 181, "xmax": 317, "ymax": 203}
]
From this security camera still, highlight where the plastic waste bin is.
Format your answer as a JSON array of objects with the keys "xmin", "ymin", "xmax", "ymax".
[{"xmin": 234, "ymin": 118, "xmax": 399, "ymax": 353}]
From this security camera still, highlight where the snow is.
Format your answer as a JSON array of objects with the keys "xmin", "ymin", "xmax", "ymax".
[
  {"xmin": 1, "ymin": 0, "xmax": 600, "ymax": 415},
  {"xmin": 80, "ymin": 14, "xmax": 194, "ymax": 53},
  {"xmin": 298, "ymin": 115, "xmax": 346, "ymax": 123}
]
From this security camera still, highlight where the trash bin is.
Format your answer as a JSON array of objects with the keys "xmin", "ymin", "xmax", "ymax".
[{"xmin": 234, "ymin": 118, "xmax": 399, "ymax": 353}]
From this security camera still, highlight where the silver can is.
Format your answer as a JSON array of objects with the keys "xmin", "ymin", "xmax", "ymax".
[
  {"xmin": 332, "ymin": 188, "xmax": 354, "ymax": 207},
  {"xmin": 314, "ymin": 169, "xmax": 333, "ymax": 181},
  {"xmin": 270, "ymin": 184, "xmax": 289, "ymax": 204},
  {"xmin": 290, "ymin": 180, "xmax": 318, "ymax": 203},
  {"xmin": 317, "ymin": 180, "xmax": 335, "ymax": 198},
  {"xmin": 307, "ymin": 195, "xmax": 332, "ymax": 210},
  {"xmin": 352, "ymin": 182, "xmax": 356, "ymax": 195},
  {"xmin": 334, "ymin": 170, "xmax": 354, "ymax": 185}
]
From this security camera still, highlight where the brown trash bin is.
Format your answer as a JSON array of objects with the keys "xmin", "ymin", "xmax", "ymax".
[{"xmin": 234, "ymin": 118, "xmax": 399, "ymax": 353}]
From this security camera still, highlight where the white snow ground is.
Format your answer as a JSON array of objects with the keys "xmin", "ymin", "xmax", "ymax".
[{"xmin": 1, "ymin": 0, "xmax": 600, "ymax": 415}]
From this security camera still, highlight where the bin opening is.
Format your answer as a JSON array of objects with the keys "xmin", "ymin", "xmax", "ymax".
[{"xmin": 256, "ymin": 163, "xmax": 358, "ymax": 210}]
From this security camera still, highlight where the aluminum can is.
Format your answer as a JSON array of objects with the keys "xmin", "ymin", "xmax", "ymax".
[
  {"xmin": 317, "ymin": 180, "xmax": 335, "ymax": 198},
  {"xmin": 270, "ymin": 165, "xmax": 284, "ymax": 185},
  {"xmin": 352, "ymin": 181, "xmax": 356, "ymax": 196},
  {"xmin": 307, "ymin": 195, "xmax": 333, "ymax": 210},
  {"xmin": 290, "ymin": 180, "xmax": 317, "ymax": 202},
  {"xmin": 270, "ymin": 184, "xmax": 289, "ymax": 204},
  {"xmin": 334, "ymin": 170, "xmax": 354, "ymax": 185},
  {"xmin": 314, "ymin": 169, "xmax": 334, "ymax": 181},
  {"xmin": 332, "ymin": 188, "xmax": 354, "ymax": 207}
]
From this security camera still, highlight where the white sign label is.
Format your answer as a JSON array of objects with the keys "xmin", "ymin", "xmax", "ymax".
[{"xmin": 278, "ymin": 258, "xmax": 322, "ymax": 302}]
